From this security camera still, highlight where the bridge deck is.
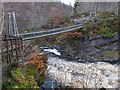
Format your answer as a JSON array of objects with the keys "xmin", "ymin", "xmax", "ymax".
[{"xmin": 23, "ymin": 25, "xmax": 83, "ymax": 40}]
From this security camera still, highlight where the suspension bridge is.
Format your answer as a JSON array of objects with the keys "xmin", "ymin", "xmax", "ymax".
[
  {"xmin": 1, "ymin": 12, "xmax": 84, "ymax": 63},
  {"xmin": 0, "ymin": 11, "xmax": 118, "ymax": 64}
]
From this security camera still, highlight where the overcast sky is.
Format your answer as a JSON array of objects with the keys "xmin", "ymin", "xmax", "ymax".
[
  {"xmin": 60, "ymin": 0, "xmax": 75, "ymax": 6},
  {"xmin": 2, "ymin": 0, "xmax": 119, "ymax": 3}
]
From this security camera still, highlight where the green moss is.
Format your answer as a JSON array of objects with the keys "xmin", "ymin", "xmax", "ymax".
[
  {"xmin": 23, "ymin": 76, "xmax": 39, "ymax": 88},
  {"xmin": 12, "ymin": 68, "xmax": 25, "ymax": 80},
  {"xmin": 26, "ymin": 66, "xmax": 37, "ymax": 76},
  {"xmin": 2, "ymin": 63, "xmax": 46, "ymax": 89},
  {"xmin": 103, "ymin": 51, "xmax": 119, "ymax": 57}
]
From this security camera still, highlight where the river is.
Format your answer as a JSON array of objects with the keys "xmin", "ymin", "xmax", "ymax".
[{"xmin": 40, "ymin": 47, "xmax": 119, "ymax": 89}]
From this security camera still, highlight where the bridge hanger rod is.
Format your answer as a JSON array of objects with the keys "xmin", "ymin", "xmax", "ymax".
[
  {"xmin": 23, "ymin": 26, "xmax": 83, "ymax": 41},
  {"xmin": 19, "ymin": 24, "xmax": 83, "ymax": 36},
  {"xmin": 12, "ymin": 12, "xmax": 19, "ymax": 37},
  {"xmin": 8, "ymin": 12, "xmax": 12, "ymax": 36}
]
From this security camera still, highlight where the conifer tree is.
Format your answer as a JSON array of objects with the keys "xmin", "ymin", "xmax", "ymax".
[{"xmin": 73, "ymin": 0, "xmax": 80, "ymax": 18}]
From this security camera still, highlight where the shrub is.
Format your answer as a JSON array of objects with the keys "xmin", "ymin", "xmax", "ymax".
[
  {"xmin": 62, "ymin": 17, "xmax": 74, "ymax": 25},
  {"xmin": 2, "ymin": 64, "xmax": 39, "ymax": 88},
  {"xmin": 98, "ymin": 27, "xmax": 117, "ymax": 38},
  {"xmin": 82, "ymin": 23, "xmax": 100, "ymax": 36},
  {"xmin": 82, "ymin": 16, "xmax": 118, "ymax": 37},
  {"xmin": 58, "ymin": 32, "xmax": 83, "ymax": 41},
  {"xmin": 2, "ymin": 49, "xmax": 48, "ymax": 88},
  {"xmin": 99, "ymin": 19, "xmax": 110, "ymax": 27},
  {"xmin": 98, "ymin": 17, "xmax": 117, "ymax": 38},
  {"xmin": 99, "ymin": 12, "xmax": 113, "ymax": 18}
]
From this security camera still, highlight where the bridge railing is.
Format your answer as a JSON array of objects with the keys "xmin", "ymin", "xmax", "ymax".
[
  {"xmin": 1, "ymin": 11, "xmax": 84, "ymax": 64},
  {"xmin": 18, "ymin": 24, "xmax": 83, "ymax": 37},
  {"xmin": 18, "ymin": 24, "xmax": 83, "ymax": 40},
  {"xmin": 23, "ymin": 25, "xmax": 83, "ymax": 40}
]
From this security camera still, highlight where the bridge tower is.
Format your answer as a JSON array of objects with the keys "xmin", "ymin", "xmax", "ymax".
[{"xmin": 2, "ymin": 12, "xmax": 24, "ymax": 64}]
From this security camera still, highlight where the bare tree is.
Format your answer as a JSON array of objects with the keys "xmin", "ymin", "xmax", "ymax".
[
  {"xmin": 0, "ymin": 1, "xmax": 3, "ymax": 88},
  {"xmin": 0, "ymin": 1, "xmax": 4, "ymax": 36},
  {"xmin": 0, "ymin": 1, "xmax": 4, "ymax": 61}
]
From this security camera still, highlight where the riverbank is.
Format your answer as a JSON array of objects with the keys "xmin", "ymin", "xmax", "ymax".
[
  {"xmin": 55, "ymin": 35, "xmax": 118, "ymax": 64},
  {"xmin": 38, "ymin": 33, "xmax": 119, "ymax": 88},
  {"xmin": 2, "ymin": 49, "xmax": 47, "ymax": 89},
  {"xmin": 40, "ymin": 46, "xmax": 119, "ymax": 88}
]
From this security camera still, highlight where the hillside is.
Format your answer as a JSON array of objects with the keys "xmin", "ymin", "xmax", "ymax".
[
  {"xmin": 3, "ymin": 2, "xmax": 73, "ymax": 32},
  {"xmin": 75, "ymin": 2, "xmax": 118, "ymax": 14}
]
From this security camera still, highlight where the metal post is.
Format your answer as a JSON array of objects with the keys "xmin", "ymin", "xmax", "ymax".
[
  {"xmin": 12, "ymin": 12, "xmax": 20, "ymax": 62},
  {"xmin": 7, "ymin": 12, "xmax": 13, "ymax": 63},
  {"xmin": 9, "ymin": 36, "xmax": 14, "ymax": 63},
  {"xmin": 10, "ymin": 36, "xmax": 14, "ymax": 58},
  {"xmin": 8, "ymin": 12, "xmax": 12, "ymax": 35},
  {"xmin": 12, "ymin": 12, "xmax": 19, "ymax": 37},
  {"xmin": 15, "ymin": 37, "xmax": 19, "ymax": 62},
  {"xmin": 18, "ymin": 38, "xmax": 21, "ymax": 55},
  {"xmin": 20, "ymin": 37, "xmax": 24, "ymax": 61},
  {"xmin": 8, "ymin": 12, "xmax": 14, "ymax": 62},
  {"xmin": 6, "ymin": 35, "xmax": 9, "ymax": 63},
  {"xmin": 1, "ymin": 37, "xmax": 4, "ymax": 62}
]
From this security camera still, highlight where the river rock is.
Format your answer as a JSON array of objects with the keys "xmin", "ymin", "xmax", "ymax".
[{"xmin": 47, "ymin": 56, "xmax": 119, "ymax": 88}]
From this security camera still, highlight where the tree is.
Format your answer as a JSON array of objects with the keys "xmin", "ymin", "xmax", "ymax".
[
  {"xmin": 0, "ymin": 1, "xmax": 4, "ymax": 36},
  {"xmin": 49, "ymin": 7, "xmax": 65, "ymax": 28},
  {"xmin": 0, "ymin": 1, "xmax": 4, "ymax": 61},
  {"xmin": 73, "ymin": 0, "xmax": 80, "ymax": 18}
]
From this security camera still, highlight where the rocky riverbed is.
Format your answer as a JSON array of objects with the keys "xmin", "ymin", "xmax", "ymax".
[
  {"xmin": 39, "ymin": 35, "xmax": 119, "ymax": 88},
  {"xmin": 46, "ymin": 56, "xmax": 119, "ymax": 88},
  {"xmin": 39, "ymin": 47, "xmax": 119, "ymax": 88}
]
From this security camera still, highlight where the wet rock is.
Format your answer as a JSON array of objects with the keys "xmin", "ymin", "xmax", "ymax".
[
  {"xmin": 47, "ymin": 56, "xmax": 119, "ymax": 88},
  {"xmin": 55, "ymin": 35, "xmax": 118, "ymax": 64},
  {"xmin": 41, "ymin": 79, "xmax": 59, "ymax": 89}
]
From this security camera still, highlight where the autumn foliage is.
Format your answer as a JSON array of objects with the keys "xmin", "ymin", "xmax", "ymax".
[
  {"xmin": 27, "ymin": 50, "xmax": 47, "ymax": 75},
  {"xmin": 59, "ymin": 32, "xmax": 83, "ymax": 41}
]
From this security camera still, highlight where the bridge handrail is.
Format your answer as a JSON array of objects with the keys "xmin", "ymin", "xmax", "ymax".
[
  {"xmin": 18, "ymin": 24, "xmax": 83, "ymax": 36},
  {"xmin": 23, "ymin": 25, "xmax": 83, "ymax": 40}
]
